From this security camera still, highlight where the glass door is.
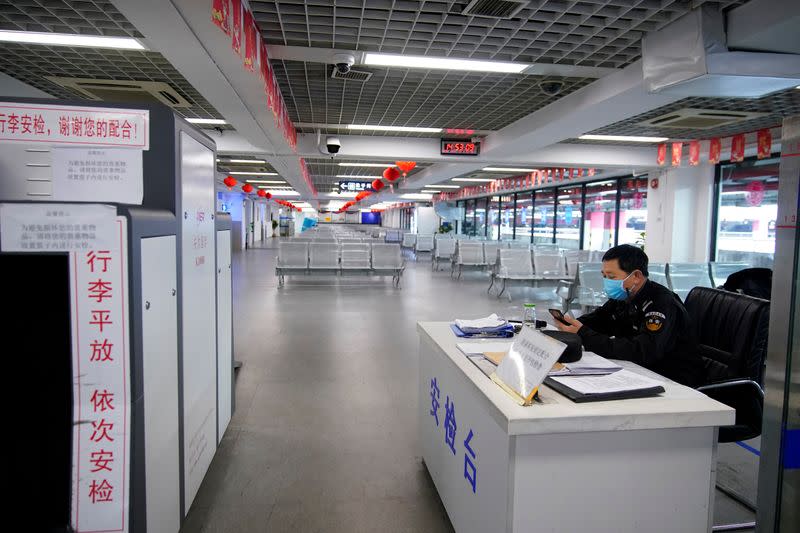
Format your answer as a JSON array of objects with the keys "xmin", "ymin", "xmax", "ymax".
[
  {"xmin": 583, "ymin": 180, "xmax": 618, "ymax": 251},
  {"xmin": 555, "ymin": 186, "xmax": 582, "ymax": 250},
  {"xmin": 533, "ymin": 188, "xmax": 555, "ymax": 244}
]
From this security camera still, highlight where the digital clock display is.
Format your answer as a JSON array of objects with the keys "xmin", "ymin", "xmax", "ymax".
[{"xmin": 441, "ymin": 139, "xmax": 480, "ymax": 156}]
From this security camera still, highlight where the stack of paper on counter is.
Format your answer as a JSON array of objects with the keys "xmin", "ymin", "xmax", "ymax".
[
  {"xmin": 451, "ymin": 314, "xmax": 515, "ymax": 338},
  {"xmin": 545, "ymin": 369, "xmax": 665, "ymax": 403},
  {"xmin": 547, "ymin": 352, "xmax": 622, "ymax": 376}
]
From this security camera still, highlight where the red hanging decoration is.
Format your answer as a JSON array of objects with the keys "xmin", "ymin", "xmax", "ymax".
[
  {"xmin": 383, "ymin": 167, "xmax": 401, "ymax": 182},
  {"xmin": 265, "ymin": 192, "xmax": 272, "ymax": 199},
  {"xmin": 223, "ymin": 176, "xmax": 237, "ymax": 189},
  {"xmin": 257, "ymin": 189, "xmax": 267, "ymax": 197},
  {"xmin": 731, "ymin": 134, "xmax": 745, "ymax": 163},
  {"xmin": 688, "ymin": 140, "xmax": 700, "ymax": 166},
  {"xmin": 241, "ymin": 183, "xmax": 254, "ymax": 194},
  {"xmin": 230, "ymin": 0, "xmax": 242, "ymax": 55},
  {"xmin": 395, "ymin": 161, "xmax": 417, "ymax": 177},
  {"xmin": 708, "ymin": 138, "xmax": 721, "ymax": 164},
  {"xmin": 671, "ymin": 142, "xmax": 683, "ymax": 166},
  {"xmin": 371, "ymin": 179, "xmax": 385, "ymax": 191},
  {"xmin": 355, "ymin": 191, "xmax": 371, "ymax": 202},
  {"xmin": 211, "ymin": 0, "xmax": 230, "ymax": 33},
  {"xmin": 757, "ymin": 129, "xmax": 772, "ymax": 159},
  {"xmin": 656, "ymin": 144, "xmax": 667, "ymax": 166}
]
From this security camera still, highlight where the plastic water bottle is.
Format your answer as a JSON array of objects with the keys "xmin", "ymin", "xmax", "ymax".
[{"xmin": 522, "ymin": 303, "xmax": 537, "ymax": 329}]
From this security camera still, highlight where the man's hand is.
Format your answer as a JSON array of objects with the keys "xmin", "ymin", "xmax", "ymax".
[{"xmin": 555, "ymin": 313, "xmax": 583, "ymax": 334}]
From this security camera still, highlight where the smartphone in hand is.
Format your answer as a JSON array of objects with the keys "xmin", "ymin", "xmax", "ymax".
[{"xmin": 548, "ymin": 308, "xmax": 572, "ymax": 326}]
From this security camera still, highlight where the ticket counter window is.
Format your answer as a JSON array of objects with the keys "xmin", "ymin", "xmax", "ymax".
[
  {"xmin": 618, "ymin": 177, "xmax": 648, "ymax": 247},
  {"xmin": 515, "ymin": 192, "xmax": 533, "ymax": 242},
  {"xmin": 555, "ymin": 186, "xmax": 582, "ymax": 250},
  {"xmin": 488, "ymin": 196, "xmax": 501, "ymax": 240},
  {"xmin": 715, "ymin": 158, "xmax": 779, "ymax": 267},
  {"xmin": 475, "ymin": 197, "xmax": 488, "ymax": 238},
  {"xmin": 499, "ymin": 194, "xmax": 515, "ymax": 241},
  {"xmin": 533, "ymin": 188, "xmax": 555, "ymax": 244},
  {"xmin": 583, "ymin": 180, "xmax": 618, "ymax": 251}
]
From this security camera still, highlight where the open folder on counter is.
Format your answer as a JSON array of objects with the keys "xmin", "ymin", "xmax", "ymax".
[
  {"xmin": 548, "ymin": 352, "xmax": 623, "ymax": 376},
  {"xmin": 544, "ymin": 369, "xmax": 665, "ymax": 403}
]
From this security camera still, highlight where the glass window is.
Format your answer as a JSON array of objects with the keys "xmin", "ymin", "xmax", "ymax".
[
  {"xmin": 715, "ymin": 158, "xmax": 779, "ymax": 267},
  {"xmin": 488, "ymin": 196, "xmax": 501, "ymax": 240},
  {"xmin": 533, "ymin": 188, "xmax": 555, "ymax": 244},
  {"xmin": 555, "ymin": 186, "xmax": 582, "ymax": 250},
  {"xmin": 475, "ymin": 197, "xmax": 488, "ymax": 238},
  {"xmin": 464, "ymin": 199, "xmax": 475, "ymax": 236},
  {"xmin": 500, "ymin": 194, "xmax": 515, "ymax": 241},
  {"xmin": 618, "ymin": 177, "xmax": 648, "ymax": 247},
  {"xmin": 515, "ymin": 192, "xmax": 533, "ymax": 242},
  {"xmin": 583, "ymin": 180, "xmax": 618, "ymax": 251}
]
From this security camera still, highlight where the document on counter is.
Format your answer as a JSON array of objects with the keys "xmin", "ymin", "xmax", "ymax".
[
  {"xmin": 548, "ymin": 353, "xmax": 623, "ymax": 376},
  {"xmin": 456, "ymin": 342, "xmax": 513, "ymax": 357},
  {"xmin": 545, "ymin": 369, "xmax": 665, "ymax": 403}
]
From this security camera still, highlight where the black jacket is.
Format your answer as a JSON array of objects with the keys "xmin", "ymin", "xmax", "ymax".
[{"xmin": 577, "ymin": 279, "xmax": 704, "ymax": 387}]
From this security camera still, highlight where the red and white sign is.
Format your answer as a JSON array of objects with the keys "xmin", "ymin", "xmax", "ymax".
[
  {"xmin": 70, "ymin": 216, "xmax": 130, "ymax": 533},
  {"xmin": 731, "ymin": 134, "xmax": 745, "ymax": 163},
  {"xmin": 688, "ymin": 140, "xmax": 700, "ymax": 166},
  {"xmin": 656, "ymin": 143, "xmax": 667, "ymax": 166},
  {"xmin": 0, "ymin": 103, "xmax": 148, "ymax": 149},
  {"xmin": 709, "ymin": 138, "xmax": 721, "ymax": 164},
  {"xmin": 757, "ymin": 129, "xmax": 772, "ymax": 159},
  {"xmin": 671, "ymin": 142, "xmax": 683, "ymax": 166}
]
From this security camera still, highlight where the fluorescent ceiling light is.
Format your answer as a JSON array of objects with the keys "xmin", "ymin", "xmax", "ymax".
[
  {"xmin": 579, "ymin": 134, "xmax": 669, "ymax": 143},
  {"xmin": 364, "ymin": 52, "xmax": 527, "ymax": 74},
  {"xmin": 347, "ymin": 124, "xmax": 442, "ymax": 133},
  {"xmin": 482, "ymin": 167, "xmax": 536, "ymax": 172},
  {"xmin": 248, "ymin": 180, "xmax": 285, "ymax": 184},
  {"xmin": 421, "ymin": 190, "xmax": 440, "ymax": 194},
  {"xmin": 335, "ymin": 175, "xmax": 381, "ymax": 179},
  {"xmin": 218, "ymin": 158, "xmax": 266, "ymax": 164},
  {"xmin": 326, "ymin": 191, "xmax": 357, "ymax": 198},
  {"xmin": 338, "ymin": 162, "xmax": 396, "ymax": 168},
  {"xmin": 186, "ymin": 118, "xmax": 227, "ymax": 125},
  {"xmin": 269, "ymin": 190, "xmax": 300, "ymax": 196},
  {"xmin": 429, "ymin": 184, "xmax": 460, "ymax": 189},
  {"xmin": 452, "ymin": 178, "xmax": 495, "ymax": 182},
  {"xmin": 0, "ymin": 29, "xmax": 146, "ymax": 50},
  {"xmin": 228, "ymin": 171, "xmax": 278, "ymax": 176},
  {"xmin": 400, "ymin": 193, "xmax": 433, "ymax": 200}
]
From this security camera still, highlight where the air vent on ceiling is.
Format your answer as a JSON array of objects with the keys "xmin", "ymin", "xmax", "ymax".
[
  {"xmin": 638, "ymin": 108, "xmax": 767, "ymax": 130},
  {"xmin": 461, "ymin": 0, "xmax": 527, "ymax": 19},
  {"xmin": 44, "ymin": 77, "xmax": 191, "ymax": 108},
  {"xmin": 330, "ymin": 67, "xmax": 373, "ymax": 82}
]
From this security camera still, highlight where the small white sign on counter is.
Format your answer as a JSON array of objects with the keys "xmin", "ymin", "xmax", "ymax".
[
  {"xmin": 0, "ymin": 202, "xmax": 116, "ymax": 252},
  {"xmin": 52, "ymin": 147, "xmax": 143, "ymax": 204},
  {"xmin": 493, "ymin": 328, "xmax": 565, "ymax": 405}
]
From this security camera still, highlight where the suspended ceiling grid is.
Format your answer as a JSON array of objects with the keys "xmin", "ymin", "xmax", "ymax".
[
  {"xmin": 305, "ymin": 157, "xmax": 432, "ymax": 190},
  {"xmin": 0, "ymin": 0, "xmax": 225, "ymax": 122}
]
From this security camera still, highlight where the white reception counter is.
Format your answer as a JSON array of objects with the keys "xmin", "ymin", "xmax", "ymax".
[{"xmin": 417, "ymin": 322, "xmax": 735, "ymax": 533}]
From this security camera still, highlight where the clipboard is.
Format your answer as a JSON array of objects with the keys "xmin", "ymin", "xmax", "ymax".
[{"xmin": 544, "ymin": 377, "xmax": 665, "ymax": 403}]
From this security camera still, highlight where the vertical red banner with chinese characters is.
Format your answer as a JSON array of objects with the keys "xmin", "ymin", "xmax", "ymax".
[
  {"xmin": 71, "ymin": 216, "xmax": 130, "ymax": 533},
  {"xmin": 656, "ymin": 143, "xmax": 667, "ymax": 166},
  {"xmin": 230, "ymin": 0, "xmax": 242, "ymax": 56},
  {"xmin": 243, "ymin": 9, "xmax": 256, "ymax": 71},
  {"xmin": 731, "ymin": 134, "xmax": 745, "ymax": 162},
  {"xmin": 211, "ymin": 0, "xmax": 230, "ymax": 34},
  {"xmin": 709, "ymin": 138, "xmax": 721, "ymax": 164},
  {"xmin": 671, "ymin": 142, "xmax": 683, "ymax": 166},
  {"xmin": 757, "ymin": 129, "xmax": 772, "ymax": 159},
  {"xmin": 688, "ymin": 140, "xmax": 700, "ymax": 166}
]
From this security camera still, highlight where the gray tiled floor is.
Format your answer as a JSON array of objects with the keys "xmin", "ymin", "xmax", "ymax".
[{"xmin": 180, "ymin": 239, "xmax": 756, "ymax": 532}]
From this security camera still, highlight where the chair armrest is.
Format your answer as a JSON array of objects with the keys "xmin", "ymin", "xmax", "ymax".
[
  {"xmin": 697, "ymin": 379, "xmax": 764, "ymax": 443},
  {"xmin": 697, "ymin": 379, "xmax": 764, "ymax": 400}
]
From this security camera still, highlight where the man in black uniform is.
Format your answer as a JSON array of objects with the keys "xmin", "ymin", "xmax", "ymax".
[{"xmin": 555, "ymin": 244, "xmax": 704, "ymax": 387}]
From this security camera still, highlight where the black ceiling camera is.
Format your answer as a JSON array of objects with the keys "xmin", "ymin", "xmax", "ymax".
[
  {"xmin": 539, "ymin": 80, "xmax": 564, "ymax": 96},
  {"xmin": 333, "ymin": 53, "xmax": 355, "ymax": 75},
  {"xmin": 326, "ymin": 136, "xmax": 341, "ymax": 155}
]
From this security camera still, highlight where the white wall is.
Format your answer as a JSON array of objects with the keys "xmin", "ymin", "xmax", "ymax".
[
  {"xmin": 645, "ymin": 165, "xmax": 715, "ymax": 263},
  {"xmin": 416, "ymin": 206, "xmax": 440, "ymax": 234}
]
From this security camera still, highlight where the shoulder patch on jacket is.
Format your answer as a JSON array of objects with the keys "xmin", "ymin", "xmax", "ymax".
[{"xmin": 644, "ymin": 311, "xmax": 665, "ymax": 332}]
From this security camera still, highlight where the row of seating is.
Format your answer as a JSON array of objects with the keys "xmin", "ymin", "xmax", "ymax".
[
  {"xmin": 445, "ymin": 240, "xmax": 571, "ymax": 279},
  {"xmin": 275, "ymin": 242, "xmax": 405, "ymax": 287},
  {"xmin": 560, "ymin": 261, "xmax": 750, "ymax": 310}
]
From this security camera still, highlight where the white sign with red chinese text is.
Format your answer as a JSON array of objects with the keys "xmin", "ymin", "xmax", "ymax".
[
  {"xmin": 0, "ymin": 102, "xmax": 149, "ymax": 149},
  {"xmin": 70, "ymin": 216, "xmax": 130, "ymax": 533},
  {"xmin": 52, "ymin": 147, "xmax": 144, "ymax": 204},
  {"xmin": 0, "ymin": 202, "xmax": 116, "ymax": 252}
]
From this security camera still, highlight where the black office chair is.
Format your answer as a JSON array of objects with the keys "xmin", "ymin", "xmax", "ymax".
[{"xmin": 683, "ymin": 287, "xmax": 770, "ymax": 443}]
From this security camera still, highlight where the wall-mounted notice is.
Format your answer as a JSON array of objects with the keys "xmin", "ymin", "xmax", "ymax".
[
  {"xmin": 70, "ymin": 216, "xmax": 130, "ymax": 533},
  {"xmin": 0, "ymin": 102, "xmax": 149, "ymax": 149},
  {"xmin": 52, "ymin": 147, "xmax": 144, "ymax": 204},
  {"xmin": 0, "ymin": 202, "xmax": 116, "ymax": 252}
]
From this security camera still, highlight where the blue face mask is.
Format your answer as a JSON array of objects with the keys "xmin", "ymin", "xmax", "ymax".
[{"xmin": 603, "ymin": 272, "xmax": 634, "ymax": 300}]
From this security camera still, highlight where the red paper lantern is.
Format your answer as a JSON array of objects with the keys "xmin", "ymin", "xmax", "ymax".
[
  {"xmin": 242, "ymin": 183, "xmax": 254, "ymax": 194},
  {"xmin": 265, "ymin": 192, "xmax": 272, "ymax": 199},
  {"xmin": 223, "ymin": 175, "xmax": 237, "ymax": 189},
  {"xmin": 257, "ymin": 189, "xmax": 267, "ymax": 197},
  {"xmin": 383, "ymin": 167, "xmax": 401, "ymax": 182},
  {"xmin": 372, "ymin": 179, "xmax": 385, "ymax": 191},
  {"xmin": 395, "ymin": 161, "xmax": 416, "ymax": 177}
]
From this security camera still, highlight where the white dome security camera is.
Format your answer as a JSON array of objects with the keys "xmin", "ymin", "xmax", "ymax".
[
  {"xmin": 326, "ymin": 136, "xmax": 341, "ymax": 155},
  {"xmin": 332, "ymin": 53, "xmax": 355, "ymax": 75}
]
